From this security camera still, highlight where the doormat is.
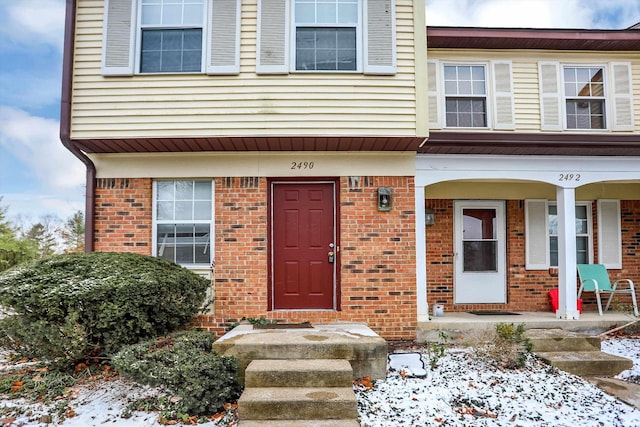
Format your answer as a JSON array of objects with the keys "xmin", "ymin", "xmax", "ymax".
[
  {"xmin": 468, "ymin": 311, "xmax": 520, "ymax": 316},
  {"xmin": 253, "ymin": 322, "xmax": 313, "ymax": 330}
]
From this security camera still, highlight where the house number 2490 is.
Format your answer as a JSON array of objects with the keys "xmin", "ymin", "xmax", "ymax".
[
  {"xmin": 290, "ymin": 161, "xmax": 314, "ymax": 170},
  {"xmin": 558, "ymin": 173, "xmax": 581, "ymax": 182}
]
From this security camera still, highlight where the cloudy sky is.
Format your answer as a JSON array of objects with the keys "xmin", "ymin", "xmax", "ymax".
[{"xmin": 1, "ymin": 0, "xmax": 640, "ymax": 224}]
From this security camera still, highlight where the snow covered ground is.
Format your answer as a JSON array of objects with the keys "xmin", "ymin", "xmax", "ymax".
[{"xmin": 1, "ymin": 337, "xmax": 640, "ymax": 426}]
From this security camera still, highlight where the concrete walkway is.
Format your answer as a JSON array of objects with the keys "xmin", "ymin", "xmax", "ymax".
[{"xmin": 586, "ymin": 377, "xmax": 640, "ymax": 409}]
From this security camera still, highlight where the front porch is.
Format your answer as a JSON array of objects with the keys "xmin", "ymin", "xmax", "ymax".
[{"xmin": 417, "ymin": 310, "xmax": 637, "ymax": 342}]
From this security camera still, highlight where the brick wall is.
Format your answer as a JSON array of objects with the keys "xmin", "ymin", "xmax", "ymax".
[
  {"xmin": 198, "ymin": 176, "xmax": 416, "ymax": 339},
  {"xmin": 94, "ymin": 178, "xmax": 152, "ymax": 253},
  {"xmin": 425, "ymin": 199, "xmax": 640, "ymax": 314}
]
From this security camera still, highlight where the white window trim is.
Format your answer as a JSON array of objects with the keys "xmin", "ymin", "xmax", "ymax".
[
  {"xmin": 548, "ymin": 201, "xmax": 593, "ymax": 267},
  {"xmin": 441, "ymin": 62, "xmax": 492, "ymax": 130},
  {"xmin": 152, "ymin": 180, "xmax": 214, "ymax": 269},
  {"xmin": 560, "ymin": 63, "xmax": 609, "ymax": 131},
  {"xmin": 134, "ymin": 0, "xmax": 209, "ymax": 74},
  {"xmin": 289, "ymin": 0, "xmax": 363, "ymax": 73}
]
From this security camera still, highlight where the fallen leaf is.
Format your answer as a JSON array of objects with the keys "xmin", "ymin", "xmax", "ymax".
[
  {"xmin": 65, "ymin": 407, "xmax": 76, "ymax": 418},
  {"xmin": 10, "ymin": 381, "xmax": 24, "ymax": 392}
]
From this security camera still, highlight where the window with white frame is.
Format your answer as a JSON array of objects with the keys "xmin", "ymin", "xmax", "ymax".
[
  {"xmin": 443, "ymin": 64, "xmax": 488, "ymax": 128},
  {"xmin": 293, "ymin": 0, "xmax": 360, "ymax": 71},
  {"xmin": 103, "ymin": 0, "xmax": 241, "ymax": 76},
  {"xmin": 139, "ymin": 0, "xmax": 205, "ymax": 73},
  {"xmin": 563, "ymin": 66, "xmax": 606, "ymax": 129},
  {"xmin": 548, "ymin": 203, "xmax": 591, "ymax": 267},
  {"xmin": 154, "ymin": 180, "xmax": 212, "ymax": 267}
]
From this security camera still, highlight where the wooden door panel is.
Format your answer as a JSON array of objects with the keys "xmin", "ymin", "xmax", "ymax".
[{"xmin": 272, "ymin": 182, "xmax": 335, "ymax": 309}]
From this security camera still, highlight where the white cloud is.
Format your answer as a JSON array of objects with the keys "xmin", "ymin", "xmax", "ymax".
[
  {"xmin": 425, "ymin": 0, "xmax": 640, "ymax": 29},
  {"xmin": 0, "ymin": 0, "xmax": 66, "ymax": 50},
  {"xmin": 0, "ymin": 107, "xmax": 85, "ymax": 192}
]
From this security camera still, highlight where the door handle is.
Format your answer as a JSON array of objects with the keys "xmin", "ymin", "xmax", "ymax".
[{"xmin": 328, "ymin": 251, "xmax": 335, "ymax": 263}]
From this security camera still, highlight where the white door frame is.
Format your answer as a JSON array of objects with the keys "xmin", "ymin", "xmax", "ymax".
[{"xmin": 453, "ymin": 200, "xmax": 506, "ymax": 304}]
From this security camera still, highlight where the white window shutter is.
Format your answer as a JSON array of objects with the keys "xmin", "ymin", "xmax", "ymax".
[
  {"xmin": 610, "ymin": 62, "xmax": 634, "ymax": 131},
  {"xmin": 525, "ymin": 199, "xmax": 550, "ymax": 270},
  {"xmin": 101, "ymin": 0, "xmax": 136, "ymax": 76},
  {"xmin": 363, "ymin": 0, "xmax": 396, "ymax": 75},
  {"xmin": 491, "ymin": 61, "xmax": 515, "ymax": 130},
  {"xmin": 207, "ymin": 0, "xmax": 241, "ymax": 75},
  {"xmin": 256, "ymin": 0, "xmax": 289, "ymax": 74},
  {"xmin": 427, "ymin": 60, "xmax": 442, "ymax": 129},
  {"xmin": 598, "ymin": 200, "xmax": 622, "ymax": 269},
  {"xmin": 538, "ymin": 62, "xmax": 562, "ymax": 131}
]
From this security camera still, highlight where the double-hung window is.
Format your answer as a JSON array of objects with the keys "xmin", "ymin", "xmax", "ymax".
[
  {"xmin": 548, "ymin": 203, "xmax": 592, "ymax": 267},
  {"xmin": 563, "ymin": 66, "xmax": 606, "ymax": 129},
  {"xmin": 139, "ymin": 0, "xmax": 205, "ymax": 73},
  {"xmin": 154, "ymin": 180, "xmax": 213, "ymax": 267},
  {"xmin": 103, "ymin": 0, "xmax": 241, "ymax": 76},
  {"xmin": 443, "ymin": 64, "xmax": 488, "ymax": 128},
  {"xmin": 293, "ymin": 0, "xmax": 360, "ymax": 71},
  {"xmin": 539, "ymin": 62, "xmax": 632, "ymax": 131}
]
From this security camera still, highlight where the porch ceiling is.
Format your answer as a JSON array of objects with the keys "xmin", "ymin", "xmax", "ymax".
[
  {"xmin": 420, "ymin": 132, "xmax": 640, "ymax": 156},
  {"xmin": 70, "ymin": 136, "xmax": 426, "ymax": 153}
]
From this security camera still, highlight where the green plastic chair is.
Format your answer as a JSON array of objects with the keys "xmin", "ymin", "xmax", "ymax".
[{"xmin": 577, "ymin": 264, "xmax": 639, "ymax": 316}]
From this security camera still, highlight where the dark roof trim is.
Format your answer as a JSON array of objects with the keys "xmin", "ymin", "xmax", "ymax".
[
  {"xmin": 421, "ymin": 131, "xmax": 640, "ymax": 156},
  {"xmin": 427, "ymin": 26, "xmax": 640, "ymax": 51},
  {"xmin": 73, "ymin": 136, "xmax": 427, "ymax": 153}
]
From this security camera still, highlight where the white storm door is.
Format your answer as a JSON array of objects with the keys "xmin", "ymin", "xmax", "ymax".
[{"xmin": 454, "ymin": 201, "xmax": 506, "ymax": 304}]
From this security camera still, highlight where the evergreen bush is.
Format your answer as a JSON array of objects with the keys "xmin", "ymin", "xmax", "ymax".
[
  {"xmin": 112, "ymin": 330, "xmax": 241, "ymax": 415},
  {"xmin": 0, "ymin": 252, "xmax": 209, "ymax": 363}
]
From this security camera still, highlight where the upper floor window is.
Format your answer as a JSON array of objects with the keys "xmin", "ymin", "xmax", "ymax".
[
  {"xmin": 256, "ymin": 0, "xmax": 395, "ymax": 75},
  {"xmin": 444, "ymin": 64, "xmax": 488, "ymax": 128},
  {"xmin": 563, "ymin": 66, "xmax": 605, "ymax": 129},
  {"xmin": 139, "ymin": 0, "xmax": 205, "ymax": 73},
  {"xmin": 427, "ymin": 60, "xmax": 514, "ymax": 130},
  {"xmin": 153, "ymin": 180, "xmax": 213, "ymax": 267},
  {"xmin": 102, "ymin": 0, "xmax": 241, "ymax": 76},
  {"xmin": 539, "ymin": 62, "xmax": 633, "ymax": 132},
  {"xmin": 293, "ymin": 0, "xmax": 360, "ymax": 72}
]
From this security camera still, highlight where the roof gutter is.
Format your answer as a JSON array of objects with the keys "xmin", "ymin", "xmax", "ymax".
[{"xmin": 60, "ymin": 0, "xmax": 95, "ymax": 252}]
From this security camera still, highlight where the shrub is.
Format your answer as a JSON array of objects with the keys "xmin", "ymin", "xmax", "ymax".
[
  {"xmin": 471, "ymin": 323, "xmax": 533, "ymax": 369},
  {"xmin": 0, "ymin": 252, "xmax": 209, "ymax": 363},
  {"xmin": 112, "ymin": 330, "xmax": 241, "ymax": 415}
]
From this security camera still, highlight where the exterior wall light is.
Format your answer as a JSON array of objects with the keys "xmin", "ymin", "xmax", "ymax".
[
  {"xmin": 425, "ymin": 208, "xmax": 435, "ymax": 226},
  {"xmin": 377, "ymin": 187, "xmax": 393, "ymax": 211}
]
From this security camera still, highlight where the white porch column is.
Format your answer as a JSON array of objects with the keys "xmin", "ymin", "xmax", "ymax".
[
  {"xmin": 415, "ymin": 183, "xmax": 429, "ymax": 322},
  {"xmin": 556, "ymin": 186, "xmax": 580, "ymax": 319}
]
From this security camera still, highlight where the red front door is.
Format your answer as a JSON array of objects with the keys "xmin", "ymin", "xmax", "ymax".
[{"xmin": 270, "ymin": 181, "xmax": 337, "ymax": 310}]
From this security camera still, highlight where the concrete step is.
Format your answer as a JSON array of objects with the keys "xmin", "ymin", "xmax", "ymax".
[
  {"xmin": 536, "ymin": 351, "xmax": 633, "ymax": 377},
  {"xmin": 237, "ymin": 387, "xmax": 358, "ymax": 421},
  {"xmin": 213, "ymin": 323, "xmax": 387, "ymax": 384},
  {"xmin": 526, "ymin": 328, "xmax": 601, "ymax": 352},
  {"xmin": 245, "ymin": 359, "xmax": 353, "ymax": 388},
  {"xmin": 238, "ymin": 420, "xmax": 360, "ymax": 427}
]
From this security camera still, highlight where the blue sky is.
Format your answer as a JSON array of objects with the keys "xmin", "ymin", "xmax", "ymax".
[{"xmin": 0, "ymin": 0, "xmax": 639, "ymax": 225}]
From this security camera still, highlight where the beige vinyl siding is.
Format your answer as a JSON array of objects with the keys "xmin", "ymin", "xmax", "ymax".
[
  {"xmin": 428, "ymin": 49, "xmax": 640, "ymax": 133},
  {"xmin": 71, "ymin": 0, "xmax": 422, "ymax": 140}
]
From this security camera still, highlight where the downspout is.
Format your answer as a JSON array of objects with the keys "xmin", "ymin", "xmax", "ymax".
[{"xmin": 60, "ymin": 0, "xmax": 96, "ymax": 252}]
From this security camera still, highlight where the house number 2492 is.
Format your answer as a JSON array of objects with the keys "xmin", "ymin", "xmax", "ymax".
[
  {"xmin": 290, "ymin": 161, "xmax": 314, "ymax": 170},
  {"xmin": 558, "ymin": 173, "xmax": 581, "ymax": 182}
]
